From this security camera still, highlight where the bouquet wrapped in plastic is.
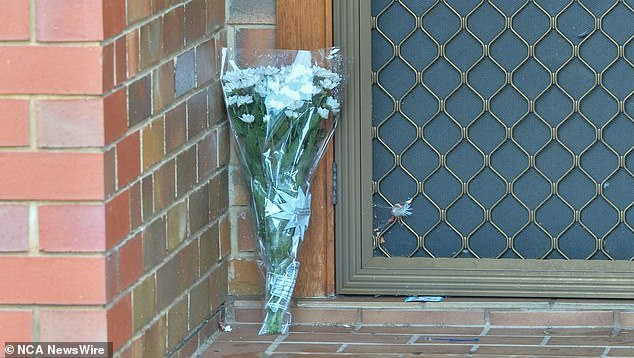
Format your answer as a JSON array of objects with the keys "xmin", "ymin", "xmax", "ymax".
[{"xmin": 220, "ymin": 48, "xmax": 344, "ymax": 335}]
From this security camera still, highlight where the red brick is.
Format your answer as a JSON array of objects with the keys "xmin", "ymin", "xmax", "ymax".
[
  {"xmin": 40, "ymin": 309, "xmax": 107, "ymax": 341},
  {"xmin": 0, "ymin": 1, "xmax": 30, "ymax": 40},
  {"xmin": 127, "ymin": 0, "xmax": 151, "ymax": 24},
  {"xmin": 36, "ymin": 98, "xmax": 104, "ymax": 147},
  {"xmin": 0, "ymin": 311, "xmax": 32, "ymax": 353},
  {"xmin": 490, "ymin": 311, "xmax": 614, "ymax": 327},
  {"xmin": 119, "ymin": 234, "xmax": 143, "ymax": 290},
  {"xmin": 0, "ymin": 256, "xmax": 106, "ymax": 304},
  {"xmin": 103, "ymin": 42, "xmax": 115, "ymax": 92},
  {"xmin": 117, "ymin": 132, "xmax": 141, "ymax": 187},
  {"xmin": 0, "ymin": 152, "xmax": 104, "ymax": 200},
  {"xmin": 104, "ymin": 88, "xmax": 128, "ymax": 143},
  {"xmin": 0, "ymin": 100, "xmax": 29, "ymax": 147},
  {"xmin": 39, "ymin": 205, "xmax": 106, "ymax": 252},
  {"xmin": 108, "ymin": 294, "xmax": 132, "ymax": 350},
  {"xmin": 0, "ymin": 205, "xmax": 28, "ymax": 252},
  {"xmin": 362, "ymin": 310, "xmax": 485, "ymax": 325},
  {"xmin": 103, "ymin": 0, "xmax": 126, "ymax": 39},
  {"xmin": 106, "ymin": 252, "xmax": 117, "ymax": 301},
  {"xmin": 36, "ymin": 0, "xmax": 104, "ymax": 41},
  {"xmin": 105, "ymin": 147, "xmax": 116, "ymax": 196},
  {"xmin": 0, "ymin": 46, "xmax": 103, "ymax": 95},
  {"xmin": 115, "ymin": 36, "xmax": 127, "ymax": 85},
  {"xmin": 106, "ymin": 190, "xmax": 131, "ymax": 248}
]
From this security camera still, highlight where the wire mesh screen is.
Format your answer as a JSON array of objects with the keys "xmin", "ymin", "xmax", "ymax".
[{"xmin": 371, "ymin": 0, "xmax": 634, "ymax": 259}]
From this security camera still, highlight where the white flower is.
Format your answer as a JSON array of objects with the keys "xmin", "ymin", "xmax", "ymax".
[
  {"xmin": 255, "ymin": 82, "xmax": 268, "ymax": 97},
  {"xmin": 226, "ymin": 95, "xmax": 238, "ymax": 105},
  {"xmin": 285, "ymin": 110, "xmax": 299, "ymax": 118},
  {"xmin": 240, "ymin": 113, "xmax": 255, "ymax": 123},
  {"xmin": 263, "ymin": 114, "xmax": 271, "ymax": 122},
  {"xmin": 325, "ymin": 96, "xmax": 340, "ymax": 113},
  {"xmin": 320, "ymin": 79, "xmax": 338, "ymax": 90},
  {"xmin": 258, "ymin": 66, "xmax": 280, "ymax": 76},
  {"xmin": 236, "ymin": 95, "xmax": 254, "ymax": 106},
  {"xmin": 317, "ymin": 107, "xmax": 330, "ymax": 119},
  {"xmin": 312, "ymin": 66, "xmax": 332, "ymax": 77}
]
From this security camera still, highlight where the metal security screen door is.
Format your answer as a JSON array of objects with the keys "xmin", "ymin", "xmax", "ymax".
[{"xmin": 335, "ymin": 0, "xmax": 634, "ymax": 297}]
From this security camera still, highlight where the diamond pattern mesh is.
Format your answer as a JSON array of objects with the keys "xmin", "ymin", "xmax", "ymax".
[{"xmin": 371, "ymin": 0, "xmax": 634, "ymax": 260}]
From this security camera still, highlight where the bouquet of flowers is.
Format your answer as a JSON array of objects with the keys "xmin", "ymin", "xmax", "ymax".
[{"xmin": 220, "ymin": 48, "xmax": 344, "ymax": 335}]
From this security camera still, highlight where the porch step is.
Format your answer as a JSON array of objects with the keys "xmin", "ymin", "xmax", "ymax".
[{"xmin": 228, "ymin": 296, "xmax": 634, "ymax": 328}]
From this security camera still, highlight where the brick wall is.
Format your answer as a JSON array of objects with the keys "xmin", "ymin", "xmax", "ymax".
[
  {"xmin": 0, "ymin": 1, "xmax": 229, "ymax": 356},
  {"xmin": 225, "ymin": 0, "xmax": 277, "ymax": 297}
]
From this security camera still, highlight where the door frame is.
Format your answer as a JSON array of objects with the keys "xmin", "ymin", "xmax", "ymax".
[{"xmin": 333, "ymin": 0, "xmax": 634, "ymax": 298}]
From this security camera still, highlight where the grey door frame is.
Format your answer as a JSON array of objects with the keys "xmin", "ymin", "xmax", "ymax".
[{"xmin": 333, "ymin": 0, "xmax": 634, "ymax": 298}]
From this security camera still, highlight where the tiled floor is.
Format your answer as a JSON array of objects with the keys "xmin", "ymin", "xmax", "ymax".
[
  {"xmin": 195, "ymin": 298, "xmax": 634, "ymax": 357},
  {"xmin": 198, "ymin": 323, "xmax": 634, "ymax": 357}
]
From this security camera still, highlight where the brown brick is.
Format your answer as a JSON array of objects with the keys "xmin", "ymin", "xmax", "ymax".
[
  {"xmin": 163, "ymin": 5, "xmax": 184, "ymax": 55},
  {"xmin": 154, "ymin": 159, "xmax": 175, "ymax": 212},
  {"xmin": 343, "ymin": 344, "xmax": 472, "ymax": 355},
  {"xmin": 207, "ymin": 0, "xmax": 225, "ymax": 33},
  {"xmin": 189, "ymin": 184, "xmax": 210, "ymax": 234},
  {"xmin": 230, "ymin": 259, "xmax": 264, "ymax": 296},
  {"xmin": 185, "ymin": 0, "xmax": 206, "ymax": 44},
  {"xmin": 132, "ymin": 274, "xmax": 156, "ymax": 332},
  {"xmin": 210, "ymin": 262, "xmax": 228, "ymax": 312},
  {"xmin": 547, "ymin": 335, "xmax": 634, "ymax": 347},
  {"xmin": 130, "ymin": 181, "xmax": 142, "ymax": 229},
  {"xmin": 127, "ymin": 0, "xmax": 151, "ymax": 24},
  {"xmin": 293, "ymin": 309, "xmax": 358, "ymax": 325},
  {"xmin": 165, "ymin": 103, "xmax": 187, "ymax": 153},
  {"xmin": 199, "ymin": 224, "xmax": 219, "ymax": 274},
  {"xmin": 167, "ymin": 297, "xmax": 189, "ymax": 350},
  {"xmin": 126, "ymin": 29, "xmax": 139, "ymax": 78},
  {"xmin": 217, "ymin": 123, "xmax": 230, "ymax": 167},
  {"xmin": 229, "ymin": 165, "xmax": 249, "ymax": 206},
  {"xmin": 152, "ymin": 61, "xmax": 175, "ymax": 114},
  {"xmin": 143, "ymin": 217, "xmax": 166, "ymax": 271},
  {"xmin": 167, "ymin": 200, "xmax": 188, "ymax": 251},
  {"xmin": 490, "ymin": 311, "xmax": 614, "ymax": 327},
  {"xmin": 286, "ymin": 332, "xmax": 410, "ymax": 345},
  {"xmin": 115, "ymin": 36, "xmax": 127, "ymax": 85},
  {"xmin": 175, "ymin": 48, "xmax": 195, "ymax": 97},
  {"xmin": 139, "ymin": 17, "xmax": 163, "ymax": 71},
  {"xmin": 176, "ymin": 146, "xmax": 197, "ymax": 197},
  {"xmin": 362, "ymin": 310, "xmax": 485, "ymax": 326},
  {"xmin": 217, "ymin": 169, "xmax": 229, "ymax": 213},
  {"xmin": 235, "ymin": 208, "xmax": 256, "ymax": 252},
  {"xmin": 142, "ymin": 118, "xmax": 165, "ymax": 171},
  {"xmin": 141, "ymin": 174, "xmax": 154, "ymax": 221},
  {"xmin": 356, "ymin": 326, "xmax": 483, "ymax": 335},
  {"xmin": 275, "ymin": 343, "xmax": 340, "ymax": 353},
  {"xmin": 235, "ymin": 28, "xmax": 276, "ymax": 49},
  {"xmin": 219, "ymin": 214, "xmax": 230, "ymax": 259},
  {"xmin": 208, "ymin": 81, "xmax": 225, "ymax": 127},
  {"xmin": 156, "ymin": 254, "xmax": 179, "ymax": 310},
  {"xmin": 620, "ymin": 311, "xmax": 634, "ymax": 327},
  {"xmin": 196, "ymin": 39, "xmax": 216, "ymax": 85},
  {"xmin": 475, "ymin": 346, "xmax": 604, "ymax": 356},
  {"xmin": 151, "ymin": 0, "xmax": 169, "ymax": 13},
  {"xmin": 234, "ymin": 308, "xmax": 263, "ymax": 323},
  {"xmin": 189, "ymin": 276, "xmax": 211, "ymax": 329},
  {"xmin": 198, "ymin": 130, "xmax": 218, "ymax": 179},
  {"xmin": 214, "ymin": 323, "xmax": 276, "ymax": 342},
  {"xmin": 142, "ymin": 315, "xmax": 166, "ymax": 358},
  {"xmin": 200, "ymin": 342, "xmax": 269, "ymax": 357},
  {"xmin": 609, "ymin": 348, "xmax": 634, "ymax": 357},
  {"xmin": 178, "ymin": 238, "xmax": 200, "ymax": 291},
  {"xmin": 187, "ymin": 90, "xmax": 208, "ymax": 140},
  {"xmin": 128, "ymin": 75, "xmax": 151, "ymax": 126},
  {"xmin": 227, "ymin": 0, "xmax": 275, "ymax": 24}
]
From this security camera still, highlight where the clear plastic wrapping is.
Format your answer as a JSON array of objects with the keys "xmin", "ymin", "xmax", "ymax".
[{"xmin": 220, "ymin": 48, "xmax": 344, "ymax": 335}]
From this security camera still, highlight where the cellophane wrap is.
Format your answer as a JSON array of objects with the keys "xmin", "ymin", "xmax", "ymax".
[{"xmin": 220, "ymin": 48, "xmax": 344, "ymax": 335}]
